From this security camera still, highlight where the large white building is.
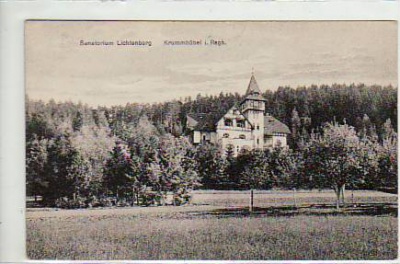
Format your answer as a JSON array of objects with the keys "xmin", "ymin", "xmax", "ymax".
[{"xmin": 186, "ymin": 74, "xmax": 291, "ymax": 155}]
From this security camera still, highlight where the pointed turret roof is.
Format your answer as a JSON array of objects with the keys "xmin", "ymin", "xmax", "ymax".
[
  {"xmin": 242, "ymin": 74, "xmax": 266, "ymax": 102},
  {"xmin": 245, "ymin": 74, "xmax": 262, "ymax": 96}
]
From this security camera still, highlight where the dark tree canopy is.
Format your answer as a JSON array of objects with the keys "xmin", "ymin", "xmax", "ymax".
[{"xmin": 25, "ymin": 82, "xmax": 397, "ymax": 208}]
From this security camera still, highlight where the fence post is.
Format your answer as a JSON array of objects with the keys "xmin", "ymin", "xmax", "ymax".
[
  {"xmin": 249, "ymin": 189, "xmax": 254, "ymax": 212},
  {"xmin": 132, "ymin": 185, "xmax": 135, "ymax": 206}
]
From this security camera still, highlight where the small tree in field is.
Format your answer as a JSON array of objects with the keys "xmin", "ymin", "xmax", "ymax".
[
  {"xmin": 303, "ymin": 122, "xmax": 362, "ymax": 209},
  {"xmin": 240, "ymin": 150, "xmax": 270, "ymax": 212}
]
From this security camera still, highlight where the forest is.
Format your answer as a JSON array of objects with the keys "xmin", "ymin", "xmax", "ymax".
[{"xmin": 26, "ymin": 83, "xmax": 397, "ymax": 208}]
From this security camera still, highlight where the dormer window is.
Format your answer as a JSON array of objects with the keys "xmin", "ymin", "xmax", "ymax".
[
  {"xmin": 239, "ymin": 134, "xmax": 246, "ymax": 139},
  {"xmin": 223, "ymin": 133, "xmax": 229, "ymax": 138},
  {"xmin": 224, "ymin": 118, "xmax": 233, "ymax": 126}
]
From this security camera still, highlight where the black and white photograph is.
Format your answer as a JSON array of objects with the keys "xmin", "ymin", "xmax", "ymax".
[{"xmin": 25, "ymin": 20, "xmax": 397, "ymax": 261}]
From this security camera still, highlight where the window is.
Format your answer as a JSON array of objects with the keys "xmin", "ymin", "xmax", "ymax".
[
  {"xmin": 224, "ymin": 118, "xmax": 233, "ymax": 126},
  {"xmin": 239, "ymin": 134, "xmax": 246, "ymax": 139},
  {"xmin": 264, "ymin": 135, "xmax": 273, "ymax": 147},
  {"xmin": 237, "ymin": 120, "xmax": 245, "ymax": 128},
  {"xmin": 257, "ymin": 138, "xmax": 260, "ymax": 145},
  {"xmin": 264, "ymin": 135, "xmax": 272, "ymax": 143},
  {"xmin": 256, "ymin": 125, "xmax": 260, "ymax": 130},
  {"xmin": 223, "ymin": 133, "xmax": 229, "ymax": 138},
  {"xmin": 203, "ymin": 135, "xmax": 206, "ymax": 141}
]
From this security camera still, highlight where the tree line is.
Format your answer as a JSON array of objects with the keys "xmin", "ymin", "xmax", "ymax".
[{"xmin": 26, "ymin": 83, "xmax": 397, "ymax": 208}]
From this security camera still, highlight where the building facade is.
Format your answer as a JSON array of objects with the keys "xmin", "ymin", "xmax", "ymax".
[{"xmin": 186, "ymin": 74, "xmax": 291, "ymax": 156}]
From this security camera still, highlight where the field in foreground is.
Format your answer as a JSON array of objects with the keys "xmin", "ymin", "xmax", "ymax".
[{"xmin": 27, "ymin": 190, "xmax": 397, "ymax": 260}]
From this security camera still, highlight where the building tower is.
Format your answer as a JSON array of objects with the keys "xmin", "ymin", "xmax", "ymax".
[{"xmin": 240, "ymin": 74, "xmax": 266, "ymax": 149}]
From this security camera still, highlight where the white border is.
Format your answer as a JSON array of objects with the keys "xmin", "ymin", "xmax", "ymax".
[{"xmin": 0, "ymin": 0, "xmax": 398, "ymax": 263}]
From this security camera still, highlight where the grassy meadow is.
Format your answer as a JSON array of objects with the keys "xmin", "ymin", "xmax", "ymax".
[{"xmin": 26, "ymin": 190, "xmax": 398, "ymax": 260}]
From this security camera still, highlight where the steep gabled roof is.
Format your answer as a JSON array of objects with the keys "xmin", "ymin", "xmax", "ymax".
[
  {"xmin": 187, "ymin": 111, "xmax": 226, "ymax": 132},
  {"xmin": 264, "ymin": 115, "xmax": 291, "ymax": 135}
]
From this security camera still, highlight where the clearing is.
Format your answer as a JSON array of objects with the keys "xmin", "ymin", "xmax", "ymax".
[{"xmin": 26, "ymin": 190, "xmax": 397, "ymax": 260}]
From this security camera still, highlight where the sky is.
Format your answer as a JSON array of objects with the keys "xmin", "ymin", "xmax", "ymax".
[{"xmin": 25, "ymin": 21, "xmax": 397, "ymax": 107}]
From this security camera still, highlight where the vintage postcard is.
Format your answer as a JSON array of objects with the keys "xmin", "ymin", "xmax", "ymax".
[{"xmin": 25, "ymin": 20, "xmax": 397, "ymax": 261}]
